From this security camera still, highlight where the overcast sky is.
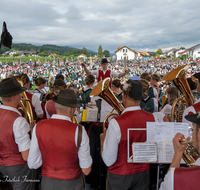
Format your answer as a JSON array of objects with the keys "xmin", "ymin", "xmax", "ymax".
[{"xmin": 0, "ymin": 0, "xmax": 200, "ymax": 53}]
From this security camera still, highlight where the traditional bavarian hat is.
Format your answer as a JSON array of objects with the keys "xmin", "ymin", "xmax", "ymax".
[
  {"xmin": 123, "ymin": 80, "xmax": 147, "ymax": 100},
  {"xmin": 101, "ymin": 58, "xmax": 108, "ymax": 64},
  {"xmin": 185, "ymin": 111, "xmax": 200, "ymax": 125},
  {"xmin": 0, "ymin": 77, "xmax": 26, "ymax": 97},
  {"xmin": 52, "ymin": 89, "xmax": 80, "ymax": 108}
]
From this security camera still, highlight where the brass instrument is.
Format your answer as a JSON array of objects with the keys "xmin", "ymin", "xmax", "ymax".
[
  {"xmin": 162, "ymin": 66, "xmax": 200, "ymax": 166},
  {"xmin": 162, "ymin": 65, "xmax": 195, "ymax": 122},
  {"xmin": 180, "ymin": 139, "xmax": 200, "ymax": 166},
  {"xmin": 90, "ymin": 77, "xmax": 124, "ymax": 129},
  {"xmin": 15, "ymin": 76, "xmax": 35, "ymax": 133},
  {"xmin": 191, "ymin": 75, "xmax": 198, "ymax": 83}
]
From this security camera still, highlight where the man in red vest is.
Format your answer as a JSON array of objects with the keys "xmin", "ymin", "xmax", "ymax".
[
  {"xmin": 28, "ymin": 89, "xmax": 92, "ymax": 190},
  {"xmin": 182, "ymin": 73, "xmax": 200, "ymax": 126},
  {"xmin": 0, "ymin": 77, "xmax": 36, "ymax": 190},
  {"xmin": 160, "ymin": 112, "xmax": 200, "ymax": 190},
  {"xmin": 81, "ymin": 58, "xmax": 128, "ymax": 87},
  {"xmin": 100, "ymin": 80, "xmax": 157, "ymax": 190},
  {"xmin": 19, "ymin": 74, "xmax": 43, "ymax": 121}
]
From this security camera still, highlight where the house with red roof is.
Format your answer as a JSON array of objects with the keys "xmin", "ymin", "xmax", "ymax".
[{"xmin": 115, "ymin": 46, "xmax": 140, "ymax": 60}]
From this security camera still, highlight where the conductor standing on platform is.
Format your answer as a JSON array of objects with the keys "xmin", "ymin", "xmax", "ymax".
[
  {"xmin": 100, "ymin": 80, "xmax": 158, "ymax": 190},
  {"xmin": 81, "ymin": 58, "xmax": 128, "ymax": 87},
  {"xmin": 28, "ymin": 89, "xmax": 92, "ymax": 190}
]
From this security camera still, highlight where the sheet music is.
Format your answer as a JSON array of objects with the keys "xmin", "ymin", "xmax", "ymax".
[
  {"xmin": 132, "ymin": 142, "xmax": 157, "ymax": 163},
  {"xmin": 162, "ymin": 141, "xmax": 174, "ymax": 163},
  {"xmin": 162, "ymin": 140, "xmax": 185, "ymax": 163},
  {"xmin": 146, "ymin": 122, "xmax": 189, "ymax": 163},
  {"xmin": 86, "ymin": 106, "xmax": 98, "ymax": 122}
]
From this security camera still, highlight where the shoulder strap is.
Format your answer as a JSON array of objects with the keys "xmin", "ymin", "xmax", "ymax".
[
  {"xmin": 34, "ymin": 88, "xmax": 40, "ymax": 93},
  {"xmin": 77, "ymin": 124, "xmax": 82, "ymax": 150}
]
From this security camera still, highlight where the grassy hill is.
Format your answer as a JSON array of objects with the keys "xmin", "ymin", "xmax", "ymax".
[{"xmin": 0, "ymin": 43, "xmax": 96, "ymax": 55}]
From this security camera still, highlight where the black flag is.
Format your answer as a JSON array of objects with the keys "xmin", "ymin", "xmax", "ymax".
[{"xmin": 0, "ymin": 22, "xmax": 13, "ymax": 50}]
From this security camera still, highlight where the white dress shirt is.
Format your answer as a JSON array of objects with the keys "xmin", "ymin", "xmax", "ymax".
[
  {"xmin": 0, "ymin": 105, "xmax": 30, "ymax": 152},
  {"xmin": 30, "ymin": 93, "xmax": 43, "ymax": 116},
  {"xmin": 102, "ymin": 106, "xmax": 158, "ymax": 167},
  {"xmin": 33, "ymin": 88, "xmax": 46, "ymax": 103},
  {"xmin": 28, "ymin": 114, "xmax": 92, "ymax": 169},
  {"xmin": 159, "ymin": 168, "xmax": 175, "ymax": 190},
  {"xmin": 91, "ymin": 69, "xmax": 119, "ymax": 78}
]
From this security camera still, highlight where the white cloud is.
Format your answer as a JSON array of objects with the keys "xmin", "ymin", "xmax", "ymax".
[{"xmin": 0, "ymin": 0, "xmax": 200, "ymax": 53}]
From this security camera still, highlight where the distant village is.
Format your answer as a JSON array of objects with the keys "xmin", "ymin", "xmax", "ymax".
[{"xmin": 1, "ymin": 43, "xmax": 200, "ymax": 61}]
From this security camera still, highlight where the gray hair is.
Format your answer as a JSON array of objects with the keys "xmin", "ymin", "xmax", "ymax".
[{"xmin": 55, "ymin": 103, "xmax": 71, "ymax": 113}]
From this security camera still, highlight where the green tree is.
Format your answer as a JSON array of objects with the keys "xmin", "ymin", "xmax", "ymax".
[
  {"xmin": 103, "ymin": 50, "xmax": 110, "ymax": 57},
  {"xmin": 38, "ymin": 48, "xmax": 44, "ymax": 53},
  {"xmin": 155, "ymin": 48, "xmax": 163, "ymax": 56},
  {"xmin": 81, "ymin": 47, "xmax": 90, "ymax": 57},
  {"xmin": 13, "ymin": 53, "xmax": 20, "ymax": 57},
  {"xmin": 97, "ymin": 45, "xmax": 103, "ymax": 58}
]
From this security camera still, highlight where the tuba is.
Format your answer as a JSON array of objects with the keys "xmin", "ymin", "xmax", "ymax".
[
  {"xmin": 162, "ymin": 65, "xmax": 195, "ymax": 122},
  {"xmin": 90, "ymin": 77, "xmax": 124, "ymax": 129},
  {"xmin": 15, "ymin": 76, "xmax": 35, "ymax": 133},
  {"xmin": 162, "ymin": 65, "xmax": 200, "ymax": 166}
]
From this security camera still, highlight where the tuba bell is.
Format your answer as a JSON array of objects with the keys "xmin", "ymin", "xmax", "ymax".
[
  {"xmin": 90, "ymin": 77, "xmax": 124, "ymax": 129},
  {"xmin": 162, "ymin": 65, "xmax": 195, "ymax": 122}
]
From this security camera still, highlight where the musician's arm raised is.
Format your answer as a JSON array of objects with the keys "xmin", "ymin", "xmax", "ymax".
[
  {"xmin": 81, "ymin": 63, "xmax": 91, "ymax": 75},
  {"xmin": 118, "ymin": 69, "xmax": 129, "ymax": 78}
]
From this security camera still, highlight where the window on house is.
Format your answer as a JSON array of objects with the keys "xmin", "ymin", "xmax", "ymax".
[{"xmin": 126, "ymin": 49, "xmax": 127, "ymax": 53}]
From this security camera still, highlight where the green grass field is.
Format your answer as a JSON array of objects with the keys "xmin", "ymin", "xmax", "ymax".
[
  {"xmin": 0, "ymin": 56, "xmax": 98, "ymax": 63},
  {"xmin": 0, "ymin": 56, "xmax": 55, "ymax": 63}
]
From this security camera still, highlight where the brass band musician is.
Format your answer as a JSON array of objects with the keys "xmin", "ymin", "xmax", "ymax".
[
  {"xmin": 28, "ymin": 89, "xmax": 92, "ymax": 190},
  {"xmin": 81, "ymin": 58, "xmax": 128, "ymax": 88},
  {"xmin": 182, "ymin": 73, "xmax": 200, "ymax": 126},
  {"xmin": 100, "ymin": 80, "xmax": 158, "ymax": 190},
  {"xmin": 0, "ymin": 78, "xmax": 36, "ymax": 190},
  {"xmin": 19, "ymin": 73, "xmax": 43, "ymax": 120},
  {"xmin": 160, "ymin": 112, "xmax": 200, "ymax": 190}
]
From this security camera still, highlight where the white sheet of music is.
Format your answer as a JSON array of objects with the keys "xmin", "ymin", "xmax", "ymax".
[
  {"xmin": 132, "ymin": 142, "xmax": 157, "ymax": 163},
  {"xmin": 86, "ymin": 106, "xmax": 98, "ymax": 122},
  {"xmin": 146, "ymin": 122, "xmax": 189, "ymax": 163}
]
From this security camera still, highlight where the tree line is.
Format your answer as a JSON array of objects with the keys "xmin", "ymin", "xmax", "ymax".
[{"xmin": 0, "ymin": 43, "xmax": 96, "ymax": 57}]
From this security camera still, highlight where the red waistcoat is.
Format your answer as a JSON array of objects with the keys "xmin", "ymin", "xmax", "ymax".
[
  {"xmin": 45, "ymin": 100, "xmax": 56, "ymax": 118},
  {"xmin": 25, "ymin": 91, "xmax": 37, "ymax": 120},
  {"xmin": 0, "ymin": 109, "xmax": 27, "ymax": 166},
  {"xmin": 108, "ymin": 110, "xmax": 155, "ymax": 175},
  {"xmin": 36, "ymin": 118, "xmax": 82, "ymax": 180},
  {"xmin": 193, "ymin": 102, "xmax": 200, "ymax": 113},
  {"xmin": 174, "ymin": 166, "xmax": 200, "ymax": 190},
  {"xmin": 97, "ymin": 69, "xmax": 112, "ymax": 87}
]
